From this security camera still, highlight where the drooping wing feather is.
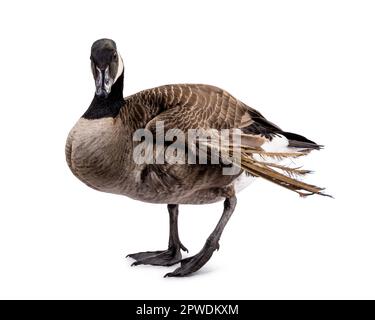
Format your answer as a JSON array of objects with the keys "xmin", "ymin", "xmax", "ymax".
[{"xmin": 128, "ymin": 84, "xmax": 327, "ymax": 197}]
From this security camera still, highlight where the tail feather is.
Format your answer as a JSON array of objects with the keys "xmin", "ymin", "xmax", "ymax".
[
  {"xmin": 281, "ymin": 131, "xmax": 323, "ymax": 150},
  {"xmin": 197, "ymin": 131, "xmax": 331, "ymax": 198},
  {"xmin": 240, "ymin": 153, "xmax": 330, "ymax": 197}
]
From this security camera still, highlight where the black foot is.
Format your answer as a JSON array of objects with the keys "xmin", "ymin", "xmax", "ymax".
[
  {"xmin": 164, "ymin": 240, "xmax": 219, "ymax": 277},
  {"xmin": 127, "ymin": 246, "xmax": 187, "ymax": 267}
]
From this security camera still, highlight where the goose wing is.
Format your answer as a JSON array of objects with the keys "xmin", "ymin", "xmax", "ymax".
[
  {"xmin": 142, "ymin": 84, "xmax": 328, "ymax": 197},
  {"xmin": 142, "ymin": 84, "xmax": 272, "ymax": 131}
]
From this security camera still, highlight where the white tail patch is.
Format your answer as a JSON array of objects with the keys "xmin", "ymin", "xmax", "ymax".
[
  {"xmin": 256, "ymin": 134, "xmax": 302, "ymax": 166},
  {"xmin": 261, "ymin": 134, "xmax": 309, "ymax": 154},
  {"xmin": 234, "ymin": 172, "xmax": 256, "ymax": 193},
  {"xmin": 262, "ymin": 135, "xmax": 290, "ymax": 152}
]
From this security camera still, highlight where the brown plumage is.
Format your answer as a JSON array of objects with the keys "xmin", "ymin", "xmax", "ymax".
[{"xmin": 66, "ymin": 39, "xmax": 329, "ymax": 277}]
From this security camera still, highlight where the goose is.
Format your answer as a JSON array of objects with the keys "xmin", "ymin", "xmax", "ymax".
[{"xmin": 66, "ymin": 38, "xmax": 329, "ymax": 277}]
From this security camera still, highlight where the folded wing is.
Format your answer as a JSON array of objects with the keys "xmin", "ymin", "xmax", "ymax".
[{"xmin": 144, "ymin": 84, "xmax": 329, "ymax": 197}]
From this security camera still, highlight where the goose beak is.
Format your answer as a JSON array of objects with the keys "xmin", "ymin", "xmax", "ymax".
[{"xmin": 95, "ymin": 66, "xmax": 113, "ymax": 98}]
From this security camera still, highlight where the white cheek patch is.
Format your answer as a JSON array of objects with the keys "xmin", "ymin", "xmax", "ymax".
[
  {"xmin": 95, "ymin": 66, "xmax": 103, "ymax": 94},
  {"xmin": 114, "ymin": 54, "xmax": 124, "ymax": 83}
]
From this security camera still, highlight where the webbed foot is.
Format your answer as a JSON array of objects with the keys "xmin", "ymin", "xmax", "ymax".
[
  {"xmin": 164, "ymin": 239, "xmax": 219, "ymax": 277},
  {"xmin": 127, "ymin": 244, "xmax": 188, "ymax": 267}
]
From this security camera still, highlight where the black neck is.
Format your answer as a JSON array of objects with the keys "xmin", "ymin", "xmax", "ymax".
[{"xmin": 82, "ymin": 72, "xmax": 125, "ymax": 119}]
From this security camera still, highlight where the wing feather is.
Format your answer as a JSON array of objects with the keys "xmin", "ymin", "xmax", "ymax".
[{"xmin": 134, "ymin": 84, "xmax": 328, "ymax": 197}]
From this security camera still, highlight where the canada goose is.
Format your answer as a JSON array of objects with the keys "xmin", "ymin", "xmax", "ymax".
[{"xmin": 66, "ymin": 38, "xmax": 329, "ymax": 277}]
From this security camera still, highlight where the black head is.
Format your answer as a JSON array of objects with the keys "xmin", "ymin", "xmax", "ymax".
[{"xmin": 90, "ymin": 38, "xmax": 124, "ymax": 98}]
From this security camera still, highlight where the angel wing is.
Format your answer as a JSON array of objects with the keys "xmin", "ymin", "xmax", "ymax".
[{"xmin": 137, "ymin": 84, "xmax": 329, "ymax": 197}]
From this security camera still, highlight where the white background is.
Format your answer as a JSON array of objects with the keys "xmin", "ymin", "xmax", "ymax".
[{"xmin": 0, "ymin": 0, "xmax": 374, "ymax": 299}]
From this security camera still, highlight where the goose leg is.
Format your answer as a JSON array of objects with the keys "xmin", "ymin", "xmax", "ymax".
[
  {"xmin": 127, "ymin": 204, "xmax": 188, "ymax": 266},
  {"xmin": 165, "ymin": 195, "xmax": 237, "ymax": 277}
]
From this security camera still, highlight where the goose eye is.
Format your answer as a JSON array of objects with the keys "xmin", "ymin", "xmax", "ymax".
[{"xmin": 113, "ymin": 52, "xmax": 117, "ymax": 60}]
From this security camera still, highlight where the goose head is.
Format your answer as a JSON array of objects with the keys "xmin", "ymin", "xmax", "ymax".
[{"xmin": 90, "ymin": 39, "xmax": 124, "ymax": 98}]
